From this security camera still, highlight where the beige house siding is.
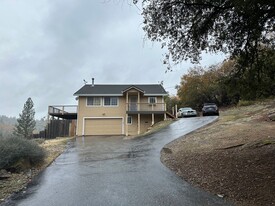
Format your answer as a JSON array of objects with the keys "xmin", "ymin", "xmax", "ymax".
[
  {"xmin": 140, "ymin": 115, "xmax": 154, "ymax": 134},
  {"xmin": 76, "ymin": 89, "xmax": 166, "ymax": 136},
  {"xmin": 139, "ymin": 114, "xmax": 163, "ymax": 133},
  {"xmin": 127, "ymin": 115, "xmax": 138, "ymax": 136},
  {"xmin": 127, "ymin": 89, "xmax": 141, "ymax": 93},
  {"xmin": 127, "ymin": 114, "xmax": 164, "ymax": 136},
  {"xmin": 76, "ymin": 96, "xmax": 126, "ymax": 135}
]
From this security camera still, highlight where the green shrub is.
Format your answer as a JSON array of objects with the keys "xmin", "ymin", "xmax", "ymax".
[
  {"xmin": 237, "ymin": 100, "xmax": 255, "ymax": 107},
  {"xmin": 0, "ymin": 137, "xmax": 46, "ymax": 171}
]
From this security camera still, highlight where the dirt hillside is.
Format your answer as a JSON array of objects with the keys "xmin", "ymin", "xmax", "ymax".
[{"xmin": 161, "ymin": 99, "xmax": 275, "ymax": 206}]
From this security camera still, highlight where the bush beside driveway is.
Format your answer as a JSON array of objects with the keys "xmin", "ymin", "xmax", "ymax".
[{"xmin": 0, "ymin": 137, "xmax": 74, "ymax": 203}]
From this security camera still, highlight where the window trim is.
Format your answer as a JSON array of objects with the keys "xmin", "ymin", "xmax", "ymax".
[
  {"xmin": 86, "ymin": 97, "xmax": 102, "ymax": 107},
  {"xmin": 103, "ymin": 97, "xmax": 119, "ymax": 107},
  {"xmin": 148, "ymin": 97, "xmax": 157, "ymax": 104},
  {"xmin": 127, "ymin": 116, "xmax": 132, "ymax": 125}
]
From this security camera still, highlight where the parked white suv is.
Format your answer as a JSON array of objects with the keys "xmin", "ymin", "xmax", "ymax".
[{"xmin": 178, "ymin": 107, "xmax": 197, "ymax": 118}]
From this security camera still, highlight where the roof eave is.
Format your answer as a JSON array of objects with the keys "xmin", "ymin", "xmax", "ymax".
[
  {"xmin": 143, "ymin": 93, "xmax": 168, "ymax": 96},
  {"xmin": 74, "ymin": 94, "xmax": 124, "ymax": 97}
]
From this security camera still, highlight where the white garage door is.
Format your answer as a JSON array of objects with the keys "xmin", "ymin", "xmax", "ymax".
[{"xmin": 84, "ymin": 118, "xmax": 123, "ymax": 136}]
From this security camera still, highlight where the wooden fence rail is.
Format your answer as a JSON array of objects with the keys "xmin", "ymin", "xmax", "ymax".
[{"xmin": 33, "ymin": 119, "xmax": 76, "ymax": 139}]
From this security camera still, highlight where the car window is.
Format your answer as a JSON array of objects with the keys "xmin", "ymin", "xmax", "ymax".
[
  {"xmin": 204, "ymin": 103, "xmax": 216, "ymax": 106},
  {"xmin": 181, "ymin": 107, "xmax": 192, "ymax": 111}
]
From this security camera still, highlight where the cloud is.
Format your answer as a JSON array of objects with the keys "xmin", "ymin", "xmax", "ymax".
[{"xmin": 0, "ymin": 0, "xmax": 225, "ymax": 119}]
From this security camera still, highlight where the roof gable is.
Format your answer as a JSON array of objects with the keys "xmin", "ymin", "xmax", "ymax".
[{"xmin": 121, "ymin": 85, "xmax": 145, "ymax": 94}]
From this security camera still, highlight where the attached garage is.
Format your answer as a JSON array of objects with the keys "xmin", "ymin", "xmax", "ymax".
[{"xmin": 83, "ymin": 118, "xmax": 124, "ymax": 136}]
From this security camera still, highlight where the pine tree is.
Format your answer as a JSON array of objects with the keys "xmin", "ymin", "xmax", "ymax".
[{"xmin": 13, "ymin": 98, "xmax": 36, "ymax": 139}]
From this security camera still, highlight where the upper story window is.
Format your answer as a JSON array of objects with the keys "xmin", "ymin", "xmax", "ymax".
[
  {"xmin": 104, "ymin": 97, "xmax": 118, "ymax": 106},
  {"xmin": 87, "ymin": 97, "xmax": 101, "ymax": 106},
  {"xmin": 148, "ymin": 97, "xmax": 157, "ymax": 104}
]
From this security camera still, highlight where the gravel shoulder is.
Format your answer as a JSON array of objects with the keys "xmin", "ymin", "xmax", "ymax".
[{"xmin": 161, "ymin": 99, "xmax": 275, "ymax": 206}]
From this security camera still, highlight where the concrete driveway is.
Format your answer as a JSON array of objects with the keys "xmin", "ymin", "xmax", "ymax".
[{"xmin": 3, "ymin": 116, "xmax": 231, "ymax": 206}]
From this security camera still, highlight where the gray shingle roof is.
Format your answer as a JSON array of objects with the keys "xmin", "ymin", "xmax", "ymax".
[{"xmin": 74, "ymin": 84, "xmax": 167, "ymax": 96}]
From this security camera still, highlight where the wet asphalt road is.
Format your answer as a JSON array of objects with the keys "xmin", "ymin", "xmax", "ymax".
[{"xmin": 3, "ymin": 116, "xmax": 231, "ymax": 206}]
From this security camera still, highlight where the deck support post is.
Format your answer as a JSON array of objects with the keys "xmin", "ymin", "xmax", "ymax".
[
  {"xmin": 126, "ymin": 113, "xmax": 129, "ymax": 136},
  {"xmin": 138, "ymin": 113, "xmax": 140, "ymax": 135},
  {"xmin": 175, "ymin": 104, "xmax": 178, "ymax": 118}
]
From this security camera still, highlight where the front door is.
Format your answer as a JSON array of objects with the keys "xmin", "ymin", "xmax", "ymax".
[{"xmin": 129, "ymin": 96, "xmax": 138, "ymax": 111}]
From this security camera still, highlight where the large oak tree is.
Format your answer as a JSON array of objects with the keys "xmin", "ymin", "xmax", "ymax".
[{"xmin": 135, "ymin": 0, "xmax": 275, "ymax": 67}]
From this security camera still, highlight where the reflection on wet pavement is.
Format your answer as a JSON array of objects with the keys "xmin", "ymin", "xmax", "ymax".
[{"xmin": 3, "ymin": 117, "xmax": 232, "ymax": 206}]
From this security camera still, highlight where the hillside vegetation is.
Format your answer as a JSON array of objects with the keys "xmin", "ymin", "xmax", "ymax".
[
  {"xmin": 166, "ymin": 48, "xmax": 275, "ymax": 111},
  {"xmin": 0, "ymin": 115, "xmax": 46, "ymax": 137},
  {"xmin": 161, "ymin": 99, "xmax": 275, "ymax": 206}
]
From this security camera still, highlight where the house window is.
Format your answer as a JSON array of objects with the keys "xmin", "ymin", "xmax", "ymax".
[
  {"xmin": 148, "ymin": 97, "xmax": 157, "ymax": 104},
  {"xmin": 127, "ymin": 116, "xmax": 132, "ymax": 125},
  {"xmin": 87, "ymin": 97, "xmax": 101, "ymax": 106},
  {"xmin": 104, "ymin": 97, "xmax": 118, "ymax": 106}
]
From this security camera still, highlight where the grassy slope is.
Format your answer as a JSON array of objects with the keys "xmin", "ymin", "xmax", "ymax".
[{"xmin": 161, "ymin": 99, "xmax": 275, "ymax": 206}]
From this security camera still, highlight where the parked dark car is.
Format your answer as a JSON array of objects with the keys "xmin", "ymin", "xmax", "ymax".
[{"xmin": 202, "ymin": 103, "xmax": 219, "ymax": 116}]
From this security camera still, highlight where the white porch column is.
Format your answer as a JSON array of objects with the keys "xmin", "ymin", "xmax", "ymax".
[
  {"xmin": 172, "ymin": 107, "xmax": 175, "ymax": 116},
  {"xmin": 126, "ymin": 92, "xmax": 129, "ymax": 136},
  {"xmin": 126, "ymin": 113, "xmax": 128, "ymax": 136},
  {"xmin": 137, "ymin": 91, "xmax": 140, "ymax": 135},
  {"xmin": 164, "ymin": 102, "xmax": 167, "ymax": 120},
  {"xmin": 126, "ymin": 92, "xmax": 129, "ymax": 111},
  {"xmin": 152, "ymin": 113, "xmax": 155, "ymax": 125},
  {"xmin": 137, "ymin": 92, "xmax": 140, "ymax": 111},
  {"xmin": 138, "ymin": 113, "xmax": 140, "ymax": 135}
]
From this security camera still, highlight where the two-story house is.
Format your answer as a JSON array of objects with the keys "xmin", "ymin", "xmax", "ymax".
[{"xmin": 73, "ymin": 82, "xmax": 168, "ymax": 136}]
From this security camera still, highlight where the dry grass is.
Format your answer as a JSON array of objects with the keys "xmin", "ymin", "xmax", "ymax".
[
  {"xmin": 41, "ymin": 137, "xmax": 74, "ymax": 166},
  {"xmin": 125, "ymin": 119, "xmax": 174, "ymax": 139},
  {"xmin": 161, "ymin": 99, "xmax": 275, "ymax": 206}
]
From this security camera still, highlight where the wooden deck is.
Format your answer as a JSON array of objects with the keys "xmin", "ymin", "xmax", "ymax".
[
  {"xmin": 48, "ymin": 105, "xmax": 175, "ymax": 120},
  {"xmin": 48, "ymin": 105, "xmax": 77, "ymax": 119}
]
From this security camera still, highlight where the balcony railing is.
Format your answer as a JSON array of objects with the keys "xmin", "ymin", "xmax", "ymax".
[
  {"xmin": 48, "ymin": 105, "xmax": 77, "ymax": 114},
  {"xmin": 48, "ymin": 105, "xmax": 78, "ymax": 119},
  {"xmin": 126, "ymin": 103, "xmax": 166, "ymax": 112}
]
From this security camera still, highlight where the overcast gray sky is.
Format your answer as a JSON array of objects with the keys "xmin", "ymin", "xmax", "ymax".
[{"xmin": 0, "ymin": 0, "xmax": 225, "ymax": 119}]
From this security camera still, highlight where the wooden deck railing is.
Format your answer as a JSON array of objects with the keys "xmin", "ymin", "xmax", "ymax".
[
  {"xmin": 48, "ymin": 105, "xmax": 77, "ymax": 115},
  {"xmin": 126, "ymin": 103, "xmax": 166, "ymax": 112}
]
